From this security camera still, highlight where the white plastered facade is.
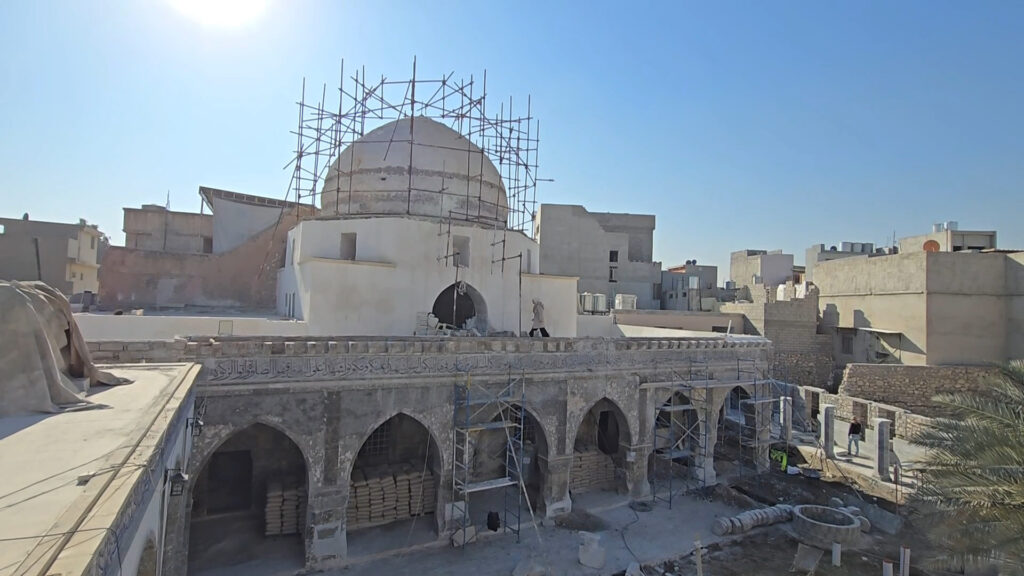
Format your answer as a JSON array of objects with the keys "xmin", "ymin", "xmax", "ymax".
[{"xmin": 277, "ymin": 217, "xmax": 577, "ymax": 336}]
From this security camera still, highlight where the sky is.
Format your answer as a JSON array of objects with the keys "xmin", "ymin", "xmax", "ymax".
[{"xmin": 1, "ymin": 0, "xmax": 1022, "ymax": 271}]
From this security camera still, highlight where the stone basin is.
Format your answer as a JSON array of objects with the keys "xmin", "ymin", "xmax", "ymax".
[{"xmin": 791, "ymin": 505, "xmax": 861, "ymax": 547}]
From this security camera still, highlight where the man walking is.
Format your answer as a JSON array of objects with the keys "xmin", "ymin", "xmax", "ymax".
[
  {"xmin": 847, "ymin": 416, "xmax": 863, "ymax": 457},
  {"xmin": 529, "ymin": 299, "xmax": 549, "ymax": 337}
]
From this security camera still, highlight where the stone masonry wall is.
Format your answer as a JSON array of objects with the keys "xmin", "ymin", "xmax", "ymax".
[{"xmin": 838, "ymin": 364, "xmax": 1002, "ymax": 417}]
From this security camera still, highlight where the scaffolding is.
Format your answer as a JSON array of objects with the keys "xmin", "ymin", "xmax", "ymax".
[
  {"xmin": 650, "ymin": 358, "xmax": 712, "ymax": 508},
  {"xmin": 285, "ymin": 58, "xmax": 541, "ymax": 236},
  {"xmin": 451, "ymin": 370, "xmax": 528, "ymax": 546},
  {"xmin": 734, "ymin": 358, "xmax": 774, "ymax": 477}
]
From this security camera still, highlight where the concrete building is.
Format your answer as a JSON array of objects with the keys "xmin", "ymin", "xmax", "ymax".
[
  {"xmin": 816, "ymin": 248, "xmax": 1024, "ymax": 366},
  {"xmin": 124, "ymin": 204, "xmax": 213, "ymax": 254},
  {"xmin": 729, "ymin": 249, "xmax": 794, "ymax": 299},
  {"xmin": 0, "ymin": 215, "xmax": 103, "ymax": 295},
  {"xmin": 805, "ymin": 242, "xmax": 875, "ymax": 282},
  {"xmin": 100, "ymin": 188, "xmax": 313, "ymax": 310},
  {"xmin": 661, "ymin": 262, "xmax": 718, "ymax": 311},
  {"xmin": 0, "ymin": 363, "xmax": 198, "ymax": 576},
  {"xmin": 535, "ymin": 204, "xmax": 661, "ymax": 310},
  {"xmin": 898, "ymin": 221, "xmax": 996, "ymax": 254}
]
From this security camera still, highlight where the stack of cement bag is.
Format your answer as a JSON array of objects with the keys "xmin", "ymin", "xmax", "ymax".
[
  {"xmin": 349, "ymin": 464, "xmax": 437, "ymax": 529},
  {"xmin": 712, "ymin": 504, "xmax": 794, "ymax": 536},
  {"xmin": 570, "ymin": 451, "xmax": 617, "ymax": 493},
  {"xmin": 265, "ymin": 479, "xmax": 306, "ymax": 536}
]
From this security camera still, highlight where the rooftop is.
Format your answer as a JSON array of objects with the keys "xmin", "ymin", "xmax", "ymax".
[{"xmin": 0, "ymin": 363, "xmax": 198, "ymax": 576}]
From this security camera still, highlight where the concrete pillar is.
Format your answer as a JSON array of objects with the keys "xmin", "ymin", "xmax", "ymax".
[
  {"xmin": 161, "ymin": 483, "xmax": 193, "ymax": 576},
  {"xmin": 542, "ymin": 454, "xmax": 572, "ymax": 517},
  {"xmin": 780, "ymin": 396, "xmax": 793, "ymax": 446},
  {"xmin": 873, "ymin": 418, "xmax": 893, "ymax": 482},
  {"xmin": 624, "ymin": 443, "xmax": 651, "ymax": 499},
  {"xmin": 821, "ymin": 405, "xmax": 836, "ymax": 459}
]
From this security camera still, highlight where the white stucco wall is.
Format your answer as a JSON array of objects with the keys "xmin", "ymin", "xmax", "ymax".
[
  {"xmin": 211, "ymin": 195, "xmax": 284, "ymax": 254},
  {"xmin": 278, "ymin": 217, "xmax": 577, "ymax": 336}
]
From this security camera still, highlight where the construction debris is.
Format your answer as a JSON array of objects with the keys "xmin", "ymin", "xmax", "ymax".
[{"xmin": 711, "ymin": 504, "xmax": 794, "ymax": 536}]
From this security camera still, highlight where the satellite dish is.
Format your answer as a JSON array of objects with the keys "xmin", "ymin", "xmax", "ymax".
[{"xmin": 923, "ymin": 240, "xmax": 940, "ymax": 253}]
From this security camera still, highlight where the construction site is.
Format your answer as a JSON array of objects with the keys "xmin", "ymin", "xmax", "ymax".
[{"xmin": 2, "ymin": 62, "xmax": 949, "ymax": 576}]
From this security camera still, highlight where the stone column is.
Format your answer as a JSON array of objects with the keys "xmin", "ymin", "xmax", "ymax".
[
  {"xmin": 307, "ymin": 486, "xmax": 347, "ymax": 570},
  {"xmin": 541, "ymin": 454, "xmax": 573, "ymax": 517},
  {"xmin": 693, "ymin": 395, "xmax": 719, "ymax": 486},
  {"xmin": 821, "ymin": 404, "xmax": 836, "ymax": 459},
  {"xmin": 160, "ymin": 483, "xmax": 193, "ymax": 576},
  {"xmin": 754, "ymin": 382, "xmax": 772, "ymax": 473},
  {"xmin": 873, "ymin": 418, "xmax": 893, "ymax": 482},
  {"xmin": 624, "ymin": 443, "xmax": 651, "ymax": 499},
  {"xmin": 780, "ymin": 396, "xmax": 793, "ymax": 446}
]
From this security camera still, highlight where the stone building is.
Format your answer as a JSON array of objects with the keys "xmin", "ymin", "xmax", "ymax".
[
  {"xmin": 535, "ymin": 204, "xmax": 661, "ymax": 310},
  {"xmin": 0, "ymin": 215, "xmax": 104, "ymax": 295},
  {"xmin": 898, "ymin": 221, "xmax": 996, "ymax": 254},
  {"xmin": 719, "ymin": 283, "xmax": 832, "ymax": 389},
  {"xmin": 86, "ymin": 334, "xmax": 774, "ymax": 573}
]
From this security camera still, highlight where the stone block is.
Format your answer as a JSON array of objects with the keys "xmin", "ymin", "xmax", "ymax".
[
  {"xmin": 284, "ymin": 341, "xmax": 296, "ymax": 355},
  {"xmin": 578, "ymin": 533, "xmax": 606, "ymax": 569},
  {"xmin": 99, "ymin": 342, "xmax": 126, "ymax": 351}
]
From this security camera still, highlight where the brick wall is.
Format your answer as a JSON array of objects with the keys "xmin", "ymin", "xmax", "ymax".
[{"xmin": 838, "ymin": 364, "xmax": 1002, "ymax": 417}]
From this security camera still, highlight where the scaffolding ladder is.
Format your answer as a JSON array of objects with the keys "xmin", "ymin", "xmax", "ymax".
[
  {"xmin": 451, "ymin": 370, "xmax": 526, "ymax": 546},
  {"xmin": 651, "ymin": 358, "xmax": 711, "ymax": 508}
]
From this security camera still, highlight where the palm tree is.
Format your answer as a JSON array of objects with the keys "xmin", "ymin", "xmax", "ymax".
[{"xmin": 912, "ymin": 362, "xmax": 1024, "ymax": 573}]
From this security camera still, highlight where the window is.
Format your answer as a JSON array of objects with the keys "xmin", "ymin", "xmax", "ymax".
[
  {"xmin": 452, "ymin": 235, "xmax": 470, "ymax": 268},
  {"xmin": 90, "ymin": 236, "xmax": 96, "ymax": 249},
  {"xmin": 608, "ymin": 266, "xmax": 618, "ymax": 283},
  {"xmin": 841, "ymin": 333, "xmax": 854, "ymax": 355},
  {"xmin": 202, "ymin": 236, "xmax": 213, "ymax": 254},
  {"xmin": 361, "ymin": 420, "xmax": 391, "ymax": 458},
  {"xmin": 339, "ymin": 232, "xmax": 357, "ymax": 260},
  {"xmin": 0, "ymin": 224, "xmax": 5, "ymax": 234},
  {"xmin": 609, "ymin": 250, "xmax": 618, "ymax": 263}
]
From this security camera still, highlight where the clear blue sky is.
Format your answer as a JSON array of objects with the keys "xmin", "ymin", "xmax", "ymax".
[{"xmin": 2, "ymin": 1, "xmax": 1022, "ymax": 270}]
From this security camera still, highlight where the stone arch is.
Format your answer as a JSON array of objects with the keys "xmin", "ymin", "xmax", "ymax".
[
  {"xmin": 648, "ymin": 391, "xmax": 701, "ymax": 491},
  {"xmin": 477, "ymin": 403, "xmax": 551, "ymax": 513},
  {"xmin": 568, "ymin": 397, "xmax": 632, "ymax": 495},
  {"xmin": 135, "ymin": 535, "xmax": 158, "ymax": 576},
  {"xmin": 192, "ymin": 417, "xmax": 316, "ymax": 487},
  {"xmin": 431, "ymin": 281, "xmax": 488, "ymax": 332},
  {"xmin": 569, "ymin": 396, "xmax": 633, "ymax": 453},
  {"xmin": 345, "ymin": 412, "xmax": 444, "ymax": 557},
  {"xmin": 188, "ymin": 422, "xmax": 309, "ymax": 572}
]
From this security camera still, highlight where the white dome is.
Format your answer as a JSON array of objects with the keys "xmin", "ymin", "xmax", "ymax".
[{"xmin": 320, "ymin": 117, "xmax": 508, "ymax": 225}]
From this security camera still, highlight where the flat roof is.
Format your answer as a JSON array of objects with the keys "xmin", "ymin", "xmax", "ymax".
[{"xmin": 0, "ymin": 363, "xmax": 198, "ymax": 576}]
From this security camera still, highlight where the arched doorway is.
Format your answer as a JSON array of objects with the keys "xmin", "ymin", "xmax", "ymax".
[
  {"xmin": 571, "ymin": 398, "xmax": 631, "ymax": 497},
  {"xmin": 465, "ymin": 405, "xmax": 550, "ymax": 528},
  {"xmin": 431, "ymin": 281, "xmax": 488, "ymax": 332},
  {"xmin": 188, "ymin": 424, "xmax": 307, "ymax": 573},
  {"xmin": 715, "ymin": 386, "xmax": 753, "ymax": 479},
  {"xmin": 648, "ymin": 391, "xmax": 701, "ymax": 497},
  {"xmin": 347, "ymin": 414, "xmax": 442, "ymax": 557}
]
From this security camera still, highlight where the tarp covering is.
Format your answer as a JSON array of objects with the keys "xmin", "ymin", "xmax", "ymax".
[{"xmin": 0, "ymin": 281, "xmax": 130, "ymax": 416}]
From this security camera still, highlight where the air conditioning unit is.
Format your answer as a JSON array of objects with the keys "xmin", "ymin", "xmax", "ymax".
[
  {"xmin": 592, "ymin": 293, "xmax": 607, "ymax": 313},
  {"xmin": 578, "ymin": 292, "xmax": 595, "ymax": 314},
  {"xmin": 614, "ymin": 294, "xmax": 637, "ymax": 310}
]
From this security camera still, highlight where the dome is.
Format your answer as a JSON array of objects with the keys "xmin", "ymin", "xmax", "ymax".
[{"xmin": 320, "ymin": 117, "xmax": 508, "ymax": 225}]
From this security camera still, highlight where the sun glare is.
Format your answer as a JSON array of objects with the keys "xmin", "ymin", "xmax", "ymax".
[{"xmin": 168, "ymin": 0, "xmax": 269, "ymax": 29}]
